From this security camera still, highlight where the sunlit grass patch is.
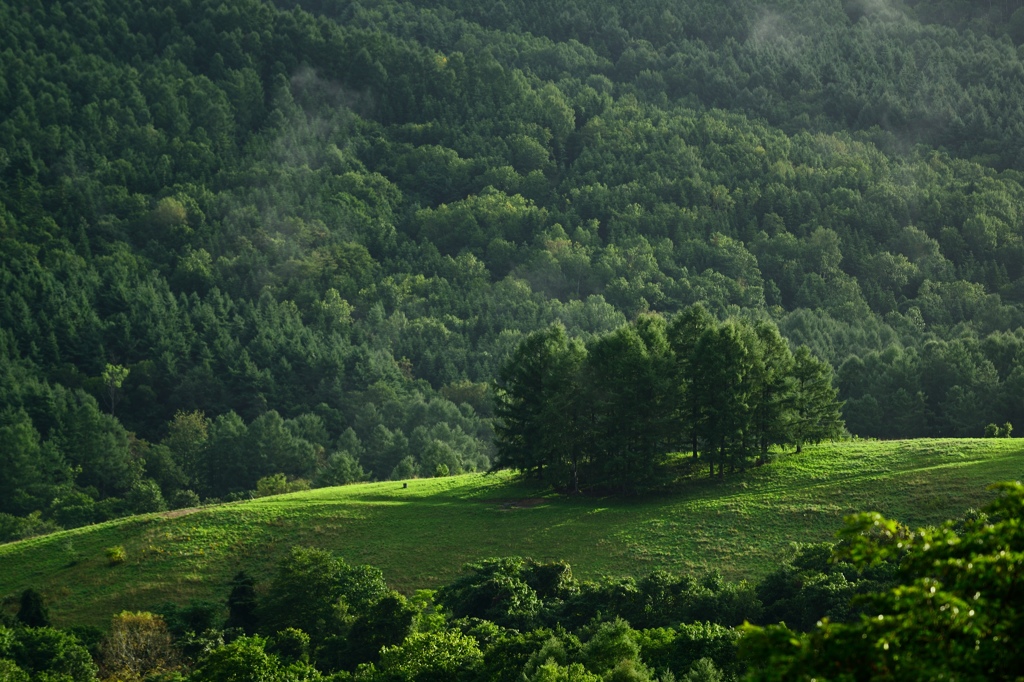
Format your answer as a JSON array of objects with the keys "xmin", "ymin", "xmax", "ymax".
[{"xmin": 1, "ymin": 439, "xmax": 1022, "ymax": 627}]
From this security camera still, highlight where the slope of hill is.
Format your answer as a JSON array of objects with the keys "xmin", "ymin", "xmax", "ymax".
[{"xmin": 2, "ymin": 438, "xmax": 1021, "ymax": 628}]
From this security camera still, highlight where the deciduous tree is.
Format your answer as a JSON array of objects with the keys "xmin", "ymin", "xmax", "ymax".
[{"xmin": 101, "ymin": 611, "xmax": 179, "ymax": 681}]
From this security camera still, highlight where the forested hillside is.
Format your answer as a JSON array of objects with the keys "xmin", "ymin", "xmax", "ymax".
[{"xmin": 5, "ymin": 0, "xmax": 1024, "ymax": 532}]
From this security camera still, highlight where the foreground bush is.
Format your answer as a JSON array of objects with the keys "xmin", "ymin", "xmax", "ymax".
[{"xmin": 742, "ymin": 482, "xmax": 1024, "ymax": 679}]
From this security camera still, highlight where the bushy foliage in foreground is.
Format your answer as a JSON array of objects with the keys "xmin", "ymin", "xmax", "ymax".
[{"xmin": 742, "ymin": 481, "xmax": 1024, "ymax": 679}]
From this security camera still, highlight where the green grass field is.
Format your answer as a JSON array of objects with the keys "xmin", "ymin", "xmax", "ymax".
[{"xmin": 2, "ymin": 439, "xmax": 1022, "ymax": 628}]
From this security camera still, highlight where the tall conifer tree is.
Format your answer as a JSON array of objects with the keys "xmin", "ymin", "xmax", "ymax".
[{"xmin": 790, "ymin": 346, "xmax": 845, "ymax": 453}]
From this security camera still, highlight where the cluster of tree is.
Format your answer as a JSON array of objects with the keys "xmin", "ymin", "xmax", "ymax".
[
  {"xmin": 0, "ymin": 545, "xmax": 884, "ymax": 681},
  {"xmin": 837, "ymin": 331, "xmax": 1024, "ymax": 438},
  {"xmin": 494, "ymin": 308, "xmax": 843, "ymax": 492},
  {"xmin": 0, "ymin": 387, "xmax": 489, "ymax": 542},
  {"xmin": 6, "ymin": 483, "xmax": 1024, "ymax": 680},
  {"xmin": 6, "ymin": 0, "xmax": 1024, "ymax": 534}
]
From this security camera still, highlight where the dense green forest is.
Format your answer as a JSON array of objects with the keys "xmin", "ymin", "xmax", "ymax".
[
  {"xmin": 5, "ymin": 0, "xmax": 1024, "ymax": 532},
  {"xmin": 3, "ymin": 482, "xmax": 1021, "ymax": 680}
]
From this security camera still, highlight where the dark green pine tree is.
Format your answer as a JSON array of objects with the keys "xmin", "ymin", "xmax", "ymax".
[
  {"xmin": 493, "ymin": 323, "xmax": 579, "ymax": 481},
  {"xmin": 585, "ymin": 320, "xmax": 670, "ymax": 491},
  {"xmin": 749, "ymin": 322, "xmax": 795, "ymax": 464},
  {"xmin": 225, "ymin": 571, "xmax": 258, "ymax": 635},
  {"xmin": 692, "ymin": 321, "xmax": 756, "ymax": 478},
  {"xmin": 17, "ymin": 588, "xmax": 50, "ymax": 628},
  {"xmin": 544, "ymin": 335, "xmax": 589, "ymax": 494},
  {"xmin": 633, "ymin": 314, "xmax": 677, "ymax": 457},
  {"xmin": 668, "ymin": 304, "xmax": 716, "ymax": 460},
  {"xmin": 789, "ymin": 346, "xmax": 845, "ymax": 453}
]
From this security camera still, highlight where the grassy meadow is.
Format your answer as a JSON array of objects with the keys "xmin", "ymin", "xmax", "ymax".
[{"xmin": 1, "ymin": 438, "xmax": 1022, "ymax": 628}]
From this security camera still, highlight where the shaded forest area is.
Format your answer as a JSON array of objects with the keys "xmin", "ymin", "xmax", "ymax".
[{"xmin": 5, "ymin": 0, "xmax": 1024, "ymax": 532}]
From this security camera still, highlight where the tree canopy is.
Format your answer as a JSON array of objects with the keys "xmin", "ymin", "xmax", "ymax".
[{"xmin": 4, "ymin": 0, "xmax": 1024, "ymax": 534}]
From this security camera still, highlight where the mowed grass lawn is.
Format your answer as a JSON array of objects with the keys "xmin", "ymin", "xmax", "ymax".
[{"xmin": 2, "ymin": 438, "xmax": 1022, "ymax": 627}]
